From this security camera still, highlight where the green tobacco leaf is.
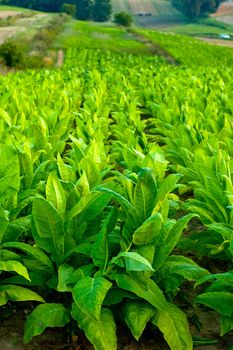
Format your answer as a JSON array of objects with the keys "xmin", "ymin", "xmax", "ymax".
[
  {"xmin": 0, "ymin": 145, "xmax": 20, "ymax": 198},
  {"xmin": 71, "ymin": 304, "xmax": 117, "ymax": 350},
  {"xmin": 0, "ymin": 248, "xmax": 21, "ymax": 261},
  {"xmin": 62, "ymin": 243, "xmax": 92, "ymax": 261},
  {"xmin": 103, "ymin": 287, "xmax": 135, "ymax": 305},
  {"xmin": 57, "ymin": 264, "xmax": 75, "ymax": 292},
  {"xmin": 111, "ymin": 252, "xmax": 154, "ymax": 272},
  {"xmin": 122, "ymin": 300, "xmax": 155, "ymax": 340},
  {"xmin": 195, "ymin": 292, "xmax": 233, "ymax": 316},
  {"xmin": 46, "ymin": 171, "xmax": 66, "ymax": 217},
  {"xmin": 195, "ymin": 270, "xmax": 233, "ymax": 288},
  {"xmin": 24, "ymin": 303, "xmax": 70, "ymax": 344},
  {"xmin": 67, "ymin": 191, "xmax": 111, "ymax": 222},
  {"xmin": 113, "ymin": 272, "xmax": 167, "ymax": 311},
  {"xmin": 220, "ymin": 315, "xmax": 233, "ymax": 336},
  {"xmin": 92, "ymin": 207, "xmax": 118, "ymax": 272},
  {"xmin": 134, "ymin": 168, "xmax": 157, "ymax": 222},
  {"xmin": 133, "ymin": 213, "xmax": 163, "ymax": 246},
  {"xmin": 0, "ymin": 207, "xmax": 9, "ymax": 244},
  {"xmin": 152, "ymin": 303, "xmax": 192, "ymax": 350},
  {"xmin": 157, "ymin": 255, "xmax": 209, "ymax": 281},
  {"xmin": 72, "ymin": 277, "xmax": 112, "ymax": 320},
  {"xmin": 0, "ymin": 260, "xmax": 30, "ymax": 281},
  {"xmin": 0, "ymin": 285, "xmax": 44, "ymax": 306},
  {"xmin": 96, "ymin": 187, "xmax": 134, "ymax": 212},
  {"xmin": 1, "ymin": 242, "xmax": 54, "ymax": 271},
  {"xmin": 155, "ymin": 174, "xmax": 182, "ymax": 205},
  {"xmin": 153, "ymin": 214, "xmax": 197, "ymax": 271},
  {"xmin": 32, "ymin": 198, "xmax": 65, "ymax": 264},
  {"xmin": 57, "ymin": 264, "xmax": 96, "ymax": 292},
  {"xmin": 57, "ymin": 153, "xmax": 75, "ymax": 183}
]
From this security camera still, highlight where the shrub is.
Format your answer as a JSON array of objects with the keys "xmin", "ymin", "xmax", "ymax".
[
  {"xmin": 0, "ymin": 40, "xmax": 25, "ymax": 67},
  {"xmin": 114, "ymin": 12, "xmax": 133, "ymax": 27},
  {"xmin": 61, "ymin": 3, "xmax": 77, "ymax": 18}
]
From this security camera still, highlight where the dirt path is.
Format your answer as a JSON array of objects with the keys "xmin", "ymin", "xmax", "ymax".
[
  {"xmin": 128, "ymin": 29, "xmax": 179, "ymax": 64},
  {"xmin": 56, "ymin": 49, "xmax": 64, "ymax": 67},
  {"xmin": 197, "ymin": 36, "xmax": 233, "ymax": 47}
]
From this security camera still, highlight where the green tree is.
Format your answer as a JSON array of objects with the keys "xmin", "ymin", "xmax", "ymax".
[
  {"xmin": 172, "ymin": 0, "xmax": 223, "ymax": 18},
  {"xmin": 114, "ymin": 12, "xmax": 133, "ymax": 27},
  {"xmin": 92, "ymin": 0, "xmax": 111, "ymax": 22},
  {"xmin": 76, "ymin": 0, "xmax": 93, "ymax": 20},
  {"xmin": 61, "ymin": 3, "xmax": 77, "ymax": 17}
]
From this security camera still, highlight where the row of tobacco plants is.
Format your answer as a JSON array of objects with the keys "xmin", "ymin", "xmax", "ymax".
[{"xmin": 0, "ymin": 34, "xmax": 233, "ymax": 349}]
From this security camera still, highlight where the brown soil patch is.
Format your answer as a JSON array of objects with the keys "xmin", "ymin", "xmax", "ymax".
[
  {"xmin": 197, "ymin": 36, "xmax": 233, "ymax": 47},
  {"xmin": 0, "ymin": 10, "xmax": 23, "ymax": 19},
  {"xmin": 212, "ymin": 2, "xmax": 233, "ymax": 16},
  {"xmin": 128, "ymin": 0, "xmax": 157, "ymax": 15},
  {"xmin": 56, "ymin": 49, "xmax": 64, "ymax": 67}
]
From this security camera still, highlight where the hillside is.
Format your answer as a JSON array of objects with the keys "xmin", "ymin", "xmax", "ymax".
[{"xmin": 111, "ymin": 0, "xmax": 186, "ymax": 26}]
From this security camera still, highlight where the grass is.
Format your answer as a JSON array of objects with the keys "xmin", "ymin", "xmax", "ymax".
[
  {"xmin": 0, "ymin": 5, "xmax": 36, "ymax": 12},
  {"xmin": 111, "ymin": 0, "xmax": 131, "ymax": 14},
  {"xmin": 164, "ymin": 17, "xmax": 233, "ymax": 37},
  {"xmin": 56, "ymin": 20, "xmax": 153, "ymax": 55}
]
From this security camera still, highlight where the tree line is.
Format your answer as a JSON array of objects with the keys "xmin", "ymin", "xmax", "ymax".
[
  {"xmin": 2, "ymin": 0, "xmax": 112, "ymax": 21},
  {"xmin": 172, "ymin": 0, "xmax": 223, "ymax": 18}
]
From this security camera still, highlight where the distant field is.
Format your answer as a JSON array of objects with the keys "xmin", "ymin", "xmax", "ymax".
[{"xmin": 111, "ymin": 0, "xmax": 186, "ymax": 27}]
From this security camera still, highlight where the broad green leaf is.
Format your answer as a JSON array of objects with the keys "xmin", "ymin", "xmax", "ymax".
[
  {"xmin": 153, "ymin": 214, "xmax": 197, "ymax": 271},
  {"xmin": 0, "ymin": 207, "xmax": 9, "ymax": 244},
  {"xmin": 57, "ymin": 264, "xmax": 96, "ymax": 292},
  {"xmin": 113, "ymin": 272, "xmax": 167, "ymax": 311},
  {"xmin": 196, "ymin": 292, "xmax": 233, "ymax": 316},
  {"xmin": 133, "ymin": 213, "xmax": 163, "ymax": 246},
  {"xmin": 1, "ymin": 242, "xmax": 54, "ymax": 271},
  {"xmin": 62, "ymin": 243, "xmax": 92, "ymax": 261},
  {"xmin": 152, "ymin": 303, "xmax": 192, "ymax": 350},
  {"xmin": 67, "ymin": 192, "xmax": 111, "ymax": 222},
  {"xmin": 157, "ymin": 255, "xmax": 209, "ymax": 281},
  {"xmin": 91, "ymin": 207, "xmax": 118, "ymax": 272},
  {"xmin": 195, "ymin": 270, "xmax": 233, "ymax": 288},
  {"xmin": 57, "ymin": 153, "xmax": 75, "ymax": 183},
  {"xmin": 155, "ymin": 174, "xmax": 182, "ymax": 206},
  {"xmin": 32, "ymin": 198, "xmax": 65, "ymax": 264},
  {"xmin": 71, "ymin": 304, "xmax": 117, "ymax": 350},
  {"xmin": 0, "ymin": 145, "xmax": 20, "ymax": 198},
  {"xmin": 57, "ymin": 264, "xmax": 75, "ymax": 292},
  {"xmin": 72, "ymin": 277, "xmax": 112, "ymax": 320},
  {"xmin": 0, "ymin": 285, "xmax": 44, "ymax": 307},
  {"xmin": 103, "ymin": 287, "xmax": 135, "ymax": 305},
  {"xmin": 0, "ymin": 260, "xmax": 30, "ymax": 281},
  {"xmin": 46, "ymin": 171, "xmax": 66, "ymax": 217},
  {"xmin": 24, "ymin": 303, "xmax": 70, "ymax": 344},
  {"xmin": 0, "ymin": 248, "xmax": 21, "ymax": 261},
  {"xmin": 122, "ymin": 300, "xmax": 155, "ymax": 340},
  {"xmin": 220, "ymin": 315, "xmax": 233, "ymax": 336},
  {"xmin": 134, "ymin": 168, "xmax": 157, "ymax": 222},
  {"xmin": 96, "ymin": 187, "xmax": 134, "ymax": 212},
  {"xmin": 111, "ymin": 252, "xmax": 154, "ymax": 272}
]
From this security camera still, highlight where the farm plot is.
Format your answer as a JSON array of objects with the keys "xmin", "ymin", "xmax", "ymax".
[{"xmin": 128, "ymin": 0, "xmax": 157, "ymax": 15}]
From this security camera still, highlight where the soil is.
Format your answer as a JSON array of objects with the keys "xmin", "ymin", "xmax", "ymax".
[
  {"xmin": 212, "ymin": 2, "xmax": 233, "ymax": 17},
  {"xmin": 127, "ymin": 0, "xmax": 157, "ymax": 15},
  {"xmin": 197, "ymin": 37, "xmax": 233, "ymax": 47},
  {"xmin": 56, "ymin": 49, "xmax": 64, "ymax": 67},
  {"xmin": 0, "ymin": 301, "xmax": 232, "ymax": 350}
]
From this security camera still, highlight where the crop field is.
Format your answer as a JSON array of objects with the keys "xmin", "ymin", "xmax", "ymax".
[{"xmin": 0, "ymin": 17, "xmax": 233, "ymax": 350}]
